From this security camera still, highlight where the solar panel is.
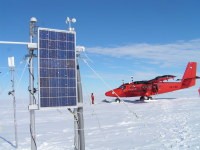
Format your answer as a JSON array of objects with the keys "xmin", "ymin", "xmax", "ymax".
[{"xmin": 38, "ymin": 28, "xmax": 77, "ymax": 108}]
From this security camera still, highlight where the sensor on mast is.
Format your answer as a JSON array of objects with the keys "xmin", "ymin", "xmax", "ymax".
[{"xmin": 66, "ymin": 17, "xmax": 76, "ymax": 31}]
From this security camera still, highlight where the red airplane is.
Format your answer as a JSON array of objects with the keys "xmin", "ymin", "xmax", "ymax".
[{"xmin": 105, "ymin": 62, "xmax": 199, "ymax": 102}]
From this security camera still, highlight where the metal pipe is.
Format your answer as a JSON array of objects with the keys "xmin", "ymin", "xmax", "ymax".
[
  {"xmin": 29, "ymin": 17, "xmax": 37, "ymax": 150},
  {"xmin": 10, "ymin": 67, "xmax": 18, "ymax": 148},
  {"xmin": 74, "ymin": 59, "xmax": 85, "ymax": 150},
  {"xmin": 0, "ymin": 41, "xmax": 29, "ymax": 45}
]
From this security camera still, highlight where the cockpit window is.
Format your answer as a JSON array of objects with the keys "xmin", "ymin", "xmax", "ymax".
[{"xmin": 119, "ymin": 85, "xmax": 126, "ymax": 89}]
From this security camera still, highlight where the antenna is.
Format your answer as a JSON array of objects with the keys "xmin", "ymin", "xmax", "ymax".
[
  {"xmin": 131, "ymin": 76, "xmax": 133, "ymax": 82},
  {"xmin": 66, "ymin": 17, "xmax": 76, "ymax": 31},
  {"xmin": 122, "ymin": 80, "xmax": 124, "ymax": 84},
  {"xmin": 30, "ymin": 17, "xmax": 37, "ymax": 39}
]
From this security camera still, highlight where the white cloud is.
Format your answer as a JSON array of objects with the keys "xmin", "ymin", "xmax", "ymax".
[
  {"xmin": 87, "ymin": 39, "xmax": 200, "ymax": 66},
  {"xmin": 81, "ymin": 39, "xmax": 200, "ymax": 94}
]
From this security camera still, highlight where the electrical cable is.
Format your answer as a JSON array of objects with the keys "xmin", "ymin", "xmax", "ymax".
[
  {"xmin": 28, "ymin": 51, "xmax": 35, "ymax": 81},
  {"xmin": 82, "ymin": 82, "xmax": 107, "ymax": 139},
  {"xmin": 9, "ymin": 58, "xmax": 29, "ymax": 108},
  {"xmin": 81, "ymin": 58, "xmax": 138, "ymax": 118},
  {"xmin": 68, "ymin": 108, "xmax": 79, "ymax": 150},
  {"xmin": 16, "ymin": 59, "xmax": 28, "ymax": 89},
  {"xmin": 82, "ymin": 51, "xmax": 94, "ymax": 64},
  {"xmin": 28, "ymin": 52, "xmax": 37, "ymax": 104},
  {"xmin": 27, "ymin": 51, "xmax": 38, "ymax": 149},
  {"xmin": 68, "ymin": 108, "xmax": 79, "ymax": 124},
  {"xmin": 29, "ymin": 124, "xmax": 37, "ymax": 150}
]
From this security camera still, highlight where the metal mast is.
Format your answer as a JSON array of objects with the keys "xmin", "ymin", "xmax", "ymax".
[
  {"xmin": 66, "ymin": 17, "xmax": 85, "ymax": 150},
  {"xmin": 75, "ymin": 57, "xmax": 85, "ymax": 150},
  {"xmin": 8, "ymin": 57, "xmax": 18, "ymax": 148},
  {"xmin": 29, "ymin": 17, "xmax": 37, "ymax": 150}
]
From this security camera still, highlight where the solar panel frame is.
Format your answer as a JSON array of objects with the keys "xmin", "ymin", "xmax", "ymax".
[{"xmin": 38, "ymin": 28, "xmax": 78, "ymax": 109}]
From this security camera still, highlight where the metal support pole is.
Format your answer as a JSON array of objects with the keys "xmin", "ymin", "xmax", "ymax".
[
  {"xmin": 74, "ymin": 109, "xmax": 79, "ymax": 150},
  {"xmin": 29, "ymin": 50, "xmax": 36, "ymax": 150},
  {"xmin": 9, "ymin": 67, "xmax": 18, "ymax": 148},
  {"xmin": 29, "ymin": 17, "xmax": 37, "ymax": 150},
  {"xmin": 74, "ymin": 59, "xmax": 85, "ymax": 150}
]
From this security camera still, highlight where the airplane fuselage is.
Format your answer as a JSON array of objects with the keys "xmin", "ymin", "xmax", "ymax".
[
  {"xmin": 105, "ymin": 82, "xmax": 184, "ymax": 98},
  {"xmin": 105, "ymin": 62, "xmax": 198, "ymax": 100}
]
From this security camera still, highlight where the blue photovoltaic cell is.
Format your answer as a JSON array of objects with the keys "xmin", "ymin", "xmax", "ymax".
[{"xmin": 38, "ymin": 28, "xmax": 77, "ymax": 108}]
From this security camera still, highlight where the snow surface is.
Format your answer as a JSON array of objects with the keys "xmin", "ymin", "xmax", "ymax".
[{"xmin": 1, "ymin": 90, "xmax": 200, "ymax": 150}]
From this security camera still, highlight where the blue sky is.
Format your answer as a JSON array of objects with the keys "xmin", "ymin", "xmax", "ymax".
[{"xmin": 0, "ymin": 0, "xmax": 200, "ymax": 101}]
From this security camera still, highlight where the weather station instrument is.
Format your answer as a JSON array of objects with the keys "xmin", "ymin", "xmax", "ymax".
[{"xmin": 0, "ymin": 17, "xmax": 85, "ymax": 150}]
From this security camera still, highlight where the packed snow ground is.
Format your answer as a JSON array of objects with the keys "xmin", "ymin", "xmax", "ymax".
[{"xmin": 1, "ymin": 90, "xmax": 200, "ymax": 150}]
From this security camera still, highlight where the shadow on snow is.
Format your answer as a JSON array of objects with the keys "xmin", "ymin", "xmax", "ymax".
[{"xmin": 102, "ymin": 97, "xmax": 177, "ymax": 104}]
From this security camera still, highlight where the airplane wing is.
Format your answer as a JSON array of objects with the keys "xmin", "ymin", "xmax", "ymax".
[
  {"xmin": 148, "ymin": 75, "xmax": 176, "ymax": 83},
  {"xmin": 176, "ymin": 76, "xmax": 200, "ymax": 81}
]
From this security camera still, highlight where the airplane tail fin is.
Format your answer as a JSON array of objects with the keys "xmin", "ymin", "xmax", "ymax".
[{"xmin": 181, "ymin": 62, "xmax": 197, "ymax": 89}]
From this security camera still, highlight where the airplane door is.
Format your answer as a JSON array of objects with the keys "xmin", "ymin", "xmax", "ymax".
[
  {"xmin": 152, "ymin": 84, "xmax": 158, "ymax": 93},
  {"xmin": 141, "ymin": 85, "xmax": 148, "ymax": 92}
]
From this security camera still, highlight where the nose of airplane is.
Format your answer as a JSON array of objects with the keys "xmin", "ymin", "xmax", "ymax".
[
  {"xmin": 105, "ymin": 90, "xmax": 118, "ymax": 97},
  {"xmin": 105, "ymin": 90, "xmax": 113, "ymax": 96}
]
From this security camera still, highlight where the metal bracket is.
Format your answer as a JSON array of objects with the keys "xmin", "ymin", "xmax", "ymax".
[
  {"xmin": 77, "ymin": 102, "xmax": 83, "ymax": 108},
  {"xmin": 28, "ymin": 104, "xmax": 39, "ymax": 110},
  {"xmin": 28, "ymin": 43, "xmax": 37, "ymax": 49}
]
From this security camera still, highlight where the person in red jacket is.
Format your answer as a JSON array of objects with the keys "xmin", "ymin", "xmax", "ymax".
[{"xmin": 91, "ymin": 93, "xmax": 94, "ymax": 104}]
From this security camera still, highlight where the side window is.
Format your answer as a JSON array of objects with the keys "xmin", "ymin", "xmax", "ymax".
[{"xmin": 120, "ymin": 85, "xmax": 126, "ymax": 90}]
